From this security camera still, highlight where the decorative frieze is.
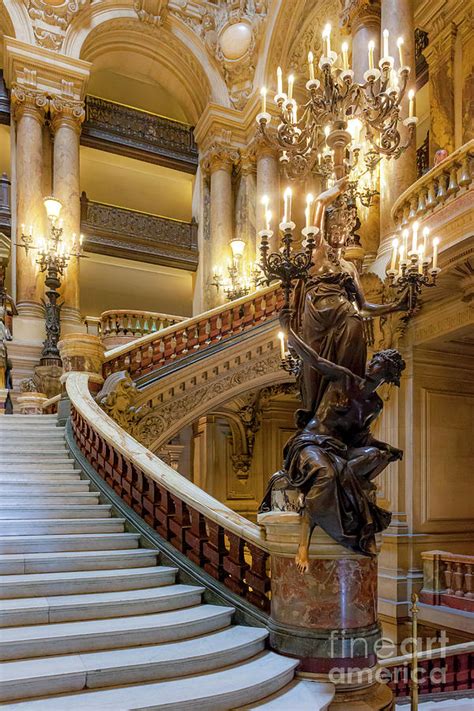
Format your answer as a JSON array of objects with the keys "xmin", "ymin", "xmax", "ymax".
[
  {"xmin": 82, "ymin": 95, "xmax": 198, "ymax": 173},
  {"xmin": 24, "ymin": 0, "xmax": 90, "ymax": 51}
]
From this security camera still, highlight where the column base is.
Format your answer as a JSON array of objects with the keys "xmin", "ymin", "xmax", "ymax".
[
  {"xmin": 17, "ymin": 391, "xmax": 48, "ymax": 414},
  {"xmin": 16, "ymin": 301, "xmax": 44, "ymax": 320},
  {"xmin": 327, "ymin": 679, "xmax": 394, "ymax": 710}
]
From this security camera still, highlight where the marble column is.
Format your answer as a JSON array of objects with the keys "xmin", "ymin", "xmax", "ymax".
[
  {"xmin": 343, "ymin": 0, "xmax": 381, "ymax": 268},
  {"xmin": 424, "ymin": 23, "xmax": 457, "ymax": 163},
  {"xmin": 375, "ymin": 0, "xmax": 417, "ymax": 275},
  {"xmin": 255, "ymin": 138, "xmax": 279, "ymax": 253},
  {"xmin": 201, "ymin": 144, "xmax": 238, "ymax": 309},
  {"xmin": 235, "ymin": 149, "xmax": 257, "ymax": 264},
  {"xmin": 50, "ymin": 96, "xmax": 85, "ymax": 325},
  {"xmin": 11, "ymin": 86, "xmax": 48, "ymax": 317}
]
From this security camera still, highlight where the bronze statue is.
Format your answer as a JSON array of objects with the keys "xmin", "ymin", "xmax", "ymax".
[
  {"xmin": 293, "ymin": 178, "xmax": 408, "ymax": 424},
  {"xmin": 259, "ymin": 180, "xmax": 408, "ymax": 572}
]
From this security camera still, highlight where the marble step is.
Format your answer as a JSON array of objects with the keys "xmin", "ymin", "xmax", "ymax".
[
  {"xmin": 0, "ymin": 547, "xmax": 159, "ymax": 574},
  {"xmin": 0, "ymin": 583, "xmax": 204, "ymax": 627},
  {"xmin": 0, "ymin": 517, "xmax": 125, "ymax": 536},
  {"xmin": 0, "ymin": 493, "xmax": 100, "ymax": 506},
  {"xmin": 0, "ymin": 472, "xmax": 81, "ymax": 481},
  {"xmin": 0, "ymin": 458, "xmax": 74, "ymax": 467},
  {"xmin": 0, "ymin": 532, "xmax": 140, "ymax": 554},
  {"xmin": 0, "ymin": 465, "xmax": 77, "ymax": 475},
  {"xmin": 0, "ymin": 505, "xmax": 112, "ymax": 520},
  {"xmin": 0, "ymin": 480, "xmax": 92, "ymax": 493},
  {"xmin": 240, "ymin": 679, "xmax": 335, "ymax": 710},
  {"xmin": 0, "ymin": 452, "xmax": 69, "ymax": 460},
  {"xmin": 0, "ymin": 626, "xmax": 266, "ymax": 701},
  {"xmin": 0, "ymin": 651, "xmax": 297, "ymax": 709},
  {"xmin": 2, "ymin": 433, "xmax": 66, "ymax": 442},
  {"xmin": 0, "ymin": 604, "xmax": 233, "ymax": 660},
  {"xmin": 0, "ymin": 565, "xmax": 177, "ymax": 599}
]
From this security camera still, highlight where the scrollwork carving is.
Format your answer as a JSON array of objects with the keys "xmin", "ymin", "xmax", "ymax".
[{"xmin": 25, "ymin": 0, "xmax": 90, "ymax": 51}]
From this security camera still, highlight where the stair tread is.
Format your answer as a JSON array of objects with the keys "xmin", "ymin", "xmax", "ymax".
[
  {"xmin": 1, "ymin": 604, "xmax": 233, "ymax": 643},
  {"xmin": 0, "ymin": 584, "xmax": 204, "ymax": 613},
  {"xmin": 0, "ymin": 652, "xmax": 296, "ymax": 709},
  {"xmin": 0, "ymin": 626, "xmax": 266, "ymax": 682},
  {"xmin": 240, "ymin": 679, "xmax": 335, "ymax": 710},
  {"xmin": 0, "ymin": 565, "xmax": 173, "ymax": 585},
  {"xmin": 0, "ymin": 547, "xmax": 157, "ymax": 562}
]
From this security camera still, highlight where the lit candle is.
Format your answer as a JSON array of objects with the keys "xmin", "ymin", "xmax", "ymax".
[
  {"xmin": 411, "ymin": 220, "xmax": 419, "ymax": 254},
  {"xmin": 383, "ymin": 28, "xmax": 389, "ymax": 57},
  {"xmin": 341, "ymin": 42, "xmax": 349, "ymax": 70},
  {"xmin": 422, "ymin": 227, "xmax": 429, "ymax": 254},
  {"xmin": 398, "ymin": 243, "xmax": 405, "ymax": 271},
  {"xmin": 432, "ymin": 237, "xmax": 440, "ymax": 269},
  {"xmin": 278, "ymin": 331, "xmax": 286, "ymax": 359},
  {"xmin": 408, "ymin": 89, "xmax": 415, "ymax": 118},
  {"xmin": 390, "ymin": 238, "xmax": 398, "ymax": 271},
  {"xmin": 305, "ymin": 193, "xmax": 314, "ymax": 229},
  {"xmin": 323, "ymin": 23, "xmax": 331, "ymax": 56},
  {"xmin": 265, "ymin": 210, "xmax": 272, "ymax": 232},
  {"xmin": 288, "ymin": 74, "xmax": 294, "ymax": 101},
  {"xmin": 262, "ymin": 194, "xmax": 269, "ymax": 226},
  {"xmin": 308, "ymin": 51, "xmax": 315, "ymax": 80},
  {"xmin": 283, "ymin": 187, "xmax": 292, "ymax": 223},
  {"xmin": 402, "ymin": 228, "xmax": 409, "ymax": 256},
  {"xmin": 418, "ymin": 244, "xmax": 424, "ymax": 274},
  {"xmin": 397, "ymin": 37, "xmax": 404, "ymax": 67},
  {"xmin": 260, "ymin": 86, "xmax": 267, "ymax": 114},
  {"xmin": 277, "ymin": 66, "xmax": 283, "ymax": 95},
  {"xmin": 368, "ymin": 40, "xmax": 375, "ymax": 70},
  {"xmin": 324, "ymin": 124, "xmax": 330, "ymax": 142}
]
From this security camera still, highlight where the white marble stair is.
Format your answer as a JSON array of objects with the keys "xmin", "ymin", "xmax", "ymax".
[{"xmin": 0, "ymin": 415, "xmax": 334, "ymax": 709}]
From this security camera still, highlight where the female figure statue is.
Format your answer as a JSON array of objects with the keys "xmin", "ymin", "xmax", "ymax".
[
  {"xmin": 293, "ymin": 178, "xmax": 408, "ymax": 424},
  {"xmin": 280, "ymin": 312, "xmax": 405, "ymax": 572}
]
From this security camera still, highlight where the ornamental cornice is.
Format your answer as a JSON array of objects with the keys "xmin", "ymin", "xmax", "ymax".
[
  {"xmin": 10, "ymin": 83, "xmax": 49, "ymax": 123},
  {"xmin": 201, "ymin": 143, "xmax": 240, "ymax": 174},
  {"xmin": 340, "ymin": 0, "xmax": 380, "ymax": 32},
  {"xmin": 423, "ymin": 22, "xmax": 457, "ymax": 68},
  {"xmin": 24, "ymin": 0, "xmax": 90, "ymax": 52},
  {"xmin": 50, "ymin": 95, "xmax": 85, "ymax": 132}
]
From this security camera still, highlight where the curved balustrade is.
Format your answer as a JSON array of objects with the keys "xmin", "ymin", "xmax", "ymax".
[
  {"xmin": 100, "ymin": 309, "xmax": 185, "ymax": 348},
  {"xmin": 67, "ymin": 372, "xmax": 272, "ymax": 612},
  {"xmin": 392, "ymin": 140, "xmax": 474, "ymax": 227},
  {"xmin": 420, "ymin": 550, "xmax": 474, "ymax": 612},
  {"xmin": 103, "ymin": 284, "xmax": 284, "ymax": 379}
]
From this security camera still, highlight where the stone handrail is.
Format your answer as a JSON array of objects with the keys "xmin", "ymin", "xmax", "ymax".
[
  {"xmin": 420, "ymin": 550, "xmax": 474, "ymax": 612},
  {"xmin": 384, "ymin": 640, "xmax": 474, "ymax": 667},
  {"xmin": 66, "ymin": 371, "xmax": 272, "ymax": 611},
  {"xmin": 100, "ymin": 310, "xmax": 186, "ymax": 348},
  {"xmin": 391, "ymin": 140, "xmax": 474, "ymax": 227},
  {"xmin": 103, "ymin": 284, "xmax": 284, "ymax": 380},
  {"xmin": 42, "ymin": 393, "xmax": 61, "ymax": 414}
]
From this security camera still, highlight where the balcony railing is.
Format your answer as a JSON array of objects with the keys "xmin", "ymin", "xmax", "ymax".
[
  {"xmin": 98, "ymin": 309, "xmax": 186, "ymax": 348},
  {"xmin": 420, "ymin": 550, "xmax": 474, "ymax": 613},
  {"xmin": 82, "ymin": 95, "xmax": 198, "ymax": 174},
  {"xmin": 80, "ymin": 192, "xmax": 198, "ymax": 271},
  {"xmin": 103, "ymin": 284, "xmax": 284, "ymax": 380},
  {"xmin": 392, "ymin": 140, "xmax": 474, "ymax": 227}
]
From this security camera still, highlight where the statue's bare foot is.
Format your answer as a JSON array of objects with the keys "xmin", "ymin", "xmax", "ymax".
[{"xmin": 295, "ymin": 545, "xmax": 310, "ymax": 574}]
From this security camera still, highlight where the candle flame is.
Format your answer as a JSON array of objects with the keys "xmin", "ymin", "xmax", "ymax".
[{"xmin": 397, "ymin": 37, "xmax": 404, "ymax": 47}]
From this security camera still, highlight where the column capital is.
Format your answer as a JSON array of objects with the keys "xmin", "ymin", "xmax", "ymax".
[
  {"xmin": 340, "ymin": 0, "xmax": 380, "ymax": 32},
  {"xmin": 239, "ymin": 147, "xmax": 256, "ymax": 177},
  {"xmin": 423, "ymin": 22, "xmax": 458, "ymax": 69},
  {"xmin": 10, "ymin": 84, "xmax": 49, "ymax": 124},
  {"xmin": 50, "ymin": 95, "xmax": 86, "ymax": 133},
  {"xmin": 201, "ymin": 143, "xmax": 239, "ymax": 175},
  {"xmin": 251, "ymin": 131, "xmax": 279, "ymax": 160}
]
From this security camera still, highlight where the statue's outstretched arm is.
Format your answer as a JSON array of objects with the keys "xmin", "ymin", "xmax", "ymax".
[
  {"xmin": 313, "ymin": 177, "xmax": 349, "ymax": 232},
  {"xmin": 342, "ymin": 259, "xmax": 409, "ymax": 316}
]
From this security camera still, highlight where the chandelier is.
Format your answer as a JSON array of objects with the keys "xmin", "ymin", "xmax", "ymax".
[{"xmin": 256, "ymin": 24, "xmax": 417, "ymax": 184}]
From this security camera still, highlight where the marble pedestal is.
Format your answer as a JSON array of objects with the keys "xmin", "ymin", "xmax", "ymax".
[
  {"xmin": 258, "ymin": 509, "xmax": 394, "ymax": 710},
  {"xmin": 16, "ymin": 391, "xmax": 48, "ymax": 414}
]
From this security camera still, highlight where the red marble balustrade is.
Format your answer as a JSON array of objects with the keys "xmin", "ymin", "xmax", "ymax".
[
  {"xmin": 388, "ymin": 649, "xmax": 474, "ymax": 698},
  {"xmin": 103, "ymin": 285, "xmax": 284, "ymax": 380},
  {"xmin": 420, "ymin": 551, "xmax": 474, "ymax": 613},
  {"xmin": 71, "ymin": 407, "xmax": 271, "ymax": 612}
]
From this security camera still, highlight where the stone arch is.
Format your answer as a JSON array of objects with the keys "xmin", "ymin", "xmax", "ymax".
[
  {"xmin": 1, "ymin": 0, "xmax": 33, "ymax": 44},
  {"xmin": 63, "ymin": 8, "xmax": 229, "ymax": 123}
]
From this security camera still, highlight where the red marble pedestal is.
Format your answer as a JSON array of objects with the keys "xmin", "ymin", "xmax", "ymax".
[{"xmin": 259, "ymin": 510, "xmax": 394, "ymax": 710}]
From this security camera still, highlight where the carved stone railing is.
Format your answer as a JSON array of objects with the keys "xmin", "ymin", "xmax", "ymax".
[
  {"xmin": 82, "ymin": 95, "xmax": 198, "ymax": 174},
  {"xmin": 420, "ymin": 550, "xmax": 474, "ymax": 613},
  {"xmin": 386, "ymin": 641, "xmax": 474, "ymax": 698},
  {"xmin": 80, "ymin": 192, "xmax": 198, "ymax": 271},
  {"xmin": 100, "ymin": 309, "xmax": 186, "ymax": 349},
  {"xmin": 67, "ymin": 371, "xmax": 271, "ymax": 612},
  {"xmin": 103, "ymin": 284, "xmax": 284, "ymax": 380},
  {"xmin": 392, "ymin": 140, "xmax": 474, "ymax": 228}
]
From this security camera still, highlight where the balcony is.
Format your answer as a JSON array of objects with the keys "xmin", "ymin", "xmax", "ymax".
[
  {"xmin": 80, "ymin": 192, "xmax": 198, "ymax": 271},
  {"xmin": 84, "ymin": 309, "xmax": 186, "ymax": 349},
  {"xmin": 82, "ymin": 96, "xmax": 198, "ymax": 174}
]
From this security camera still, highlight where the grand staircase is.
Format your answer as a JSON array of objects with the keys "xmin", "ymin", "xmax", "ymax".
[{"xmin": 0, "ymin": 415, "xmax": 334, "ymax": 709}]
